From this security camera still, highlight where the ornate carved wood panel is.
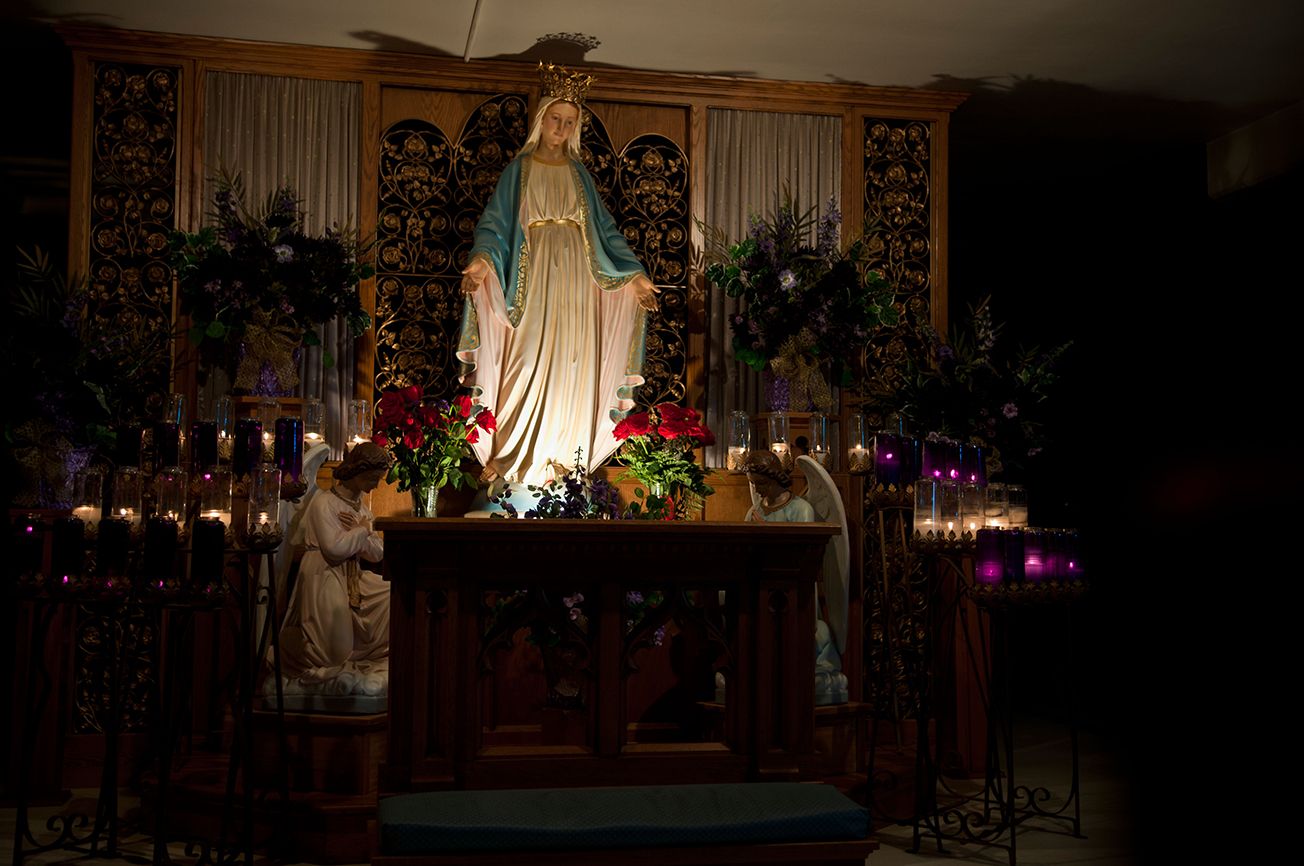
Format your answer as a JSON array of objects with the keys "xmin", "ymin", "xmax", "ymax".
[
  {"xmin": 373, "ymin": 93, "xmax": 530, "ymax": 399},
  {"xmin": 87, "ymin": 62, "xmax": 177, "ymax": 395}
]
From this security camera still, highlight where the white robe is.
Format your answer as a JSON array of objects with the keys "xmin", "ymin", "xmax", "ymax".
[{"xmin": 275, "ymin": 488, "xmax": 389, "ymax": 696}]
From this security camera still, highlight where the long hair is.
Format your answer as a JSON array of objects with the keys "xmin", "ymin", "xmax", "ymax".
[{"xmin": 518, "ymin": 96, "xmax": 584, "ymax": 160}]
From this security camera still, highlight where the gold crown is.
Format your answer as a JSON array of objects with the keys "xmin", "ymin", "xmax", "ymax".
[{"xmin": 538, "ymin": 62, "xmax": 595, "ymax": 106}]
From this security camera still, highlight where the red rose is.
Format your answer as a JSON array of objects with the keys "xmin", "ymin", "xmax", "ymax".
[
  {"xmin": 615, "ymin": 412, "xmax": 651, "ymax": 440},
  {"xmin": 454, "ymin": 394, "xmax": 473, "ymax": 419},
  {"xmin": 420, "ymin": 405, "xmax": 442, "ymax": 428},
  {"xmin": 477, "ymin": 408, "xmax": 497, "ymax": 433},
  {"xmin": 376, "ymin": 391, "xmax": 405, "ymax": 425},
  {"xmin": 372, "ymin": 433, "xmax": 388, "ymax": 447},
  {"xmin": 401, "ymin": 384, "xmax": 421, "ymax": 404},
  {"xmin": 688, "ymin": 424, "xmax": 716, "ymax": 447},
  {"xmin": 466, "ymin": 427, "xmax": 479, "ymax": 445},
  {"xmin": 657, "ymin": 403, "xmax": 697, "ymax": 423},
  {"xmin": 658, "ymin": 419, "xmax": 690, "ymax": 439},
  {"xmin": 403, "ymin": 428, "xmax": 424, "ymax": 449}
]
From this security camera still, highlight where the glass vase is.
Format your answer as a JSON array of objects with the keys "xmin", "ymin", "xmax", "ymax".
[{"xmin": 411, "ymin": 484, "xmax": 439, "ymax": 518}]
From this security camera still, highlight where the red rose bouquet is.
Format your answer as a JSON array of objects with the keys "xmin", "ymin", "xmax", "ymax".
[
  {"xmin": 372, "ymin": 385, "xmax": 496, "ymax": 501},
  {"xmin": 613, "ymin": 403, "xmax": 715, "ymax": 520}
]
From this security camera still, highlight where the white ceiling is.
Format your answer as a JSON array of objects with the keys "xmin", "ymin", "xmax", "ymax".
[{"xmin": 26, "ymin": 0, "xmax": 1304, "ymax": 130}]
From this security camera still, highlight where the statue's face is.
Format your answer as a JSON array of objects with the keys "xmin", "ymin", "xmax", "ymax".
[
  {"xmin": 347, "ymin": 468, "xmax": 387, "ymax": 494},
  {"xmin": 540, "ymin": 100, "xmax": 579, "ymax": 151}
]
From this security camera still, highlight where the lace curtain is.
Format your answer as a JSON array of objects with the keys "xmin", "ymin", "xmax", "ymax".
[
  {"xmin": 201, "ymin": 71, "xmax": 361, "ymax": 459},
  {"xmin": 703, "ymin": 109, "xmax": 841, "ymax": 467}
]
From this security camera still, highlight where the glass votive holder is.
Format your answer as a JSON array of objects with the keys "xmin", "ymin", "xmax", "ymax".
[
  {"xmin": 809, "ymin": 412, "xmax": 831, "ymax": 469},
  {"xmin": 872, "ymin": 432, "xmax": 902, "ymax": 487},
  {"xmin": 985, "ymin": 482, "xmax": 1009, "ymax": 528},
  {"xmin": 248, "ymin": 465, "xmax": 281, "ymax": 531},
  {"xmin": 216, "ymin": 395, "xmax": 235, "ymax": 462},
  {"xmin": 847, "ymin": 413, "xmax": 871, "ymax": 474},
  {"xmin": 155, "ymin": 466, "xmax": 189, "ymax": 523},
  {"xmin": 1023, "ymin": 529, "xmax": 1047, "ymax": 582},
  {"xmin": 1006, "ymin": 484, "xmax": 1028, "ymax": 528},
  {"xmin": 115, "ymin": 425, "xmax": 144, "ymax": 468},
  {"xmin": 768, "ymin": 412, "xmax": 792, "ymax": 471},
  {"xmin": 164, "ymin": 392, "xmax": 186, "ymax": 427},
  {"xmin": 726, "ymin": 410, "xmax": 750, "ymax": 472},
  {"xmin": 943, "ymin": 440, "xmax": 962, "ymax": 481},
  {"xmin": 191, "ymin": 420, "xmax": 218, "ymax": 474},
  {"xmin": 939, "ymin": 479, "xmax": 961, "ymax": 537},
  {"xmin": 913, "ymin": 476, "xmax": 940, "ymax": 536},
  {"xmin": 304, "ymin": 397, "xmax": 325, "ymax": 446},
  {"xmin": 347, "ymin": 398, "xmax": 371, "ymax": 444},
  {"xmin": 71, "ymin": 468, "xmax": 104, "ymax": 527},
  {"xmin": 258, "ymin": 398, "xmax": 278, "ymax": 461},
  {"xmin": 232, "ymin": 418, "xmax": 263, "ymax": 478},
  {"xmin": 198, "ymin": 467, "xmax": 233, "ymax": 528},
  {"xmin": 975, "ymin": 528, "xmax": 1005, "ymax": 584},
  {"xmin": 112, "ymin": 466, "xmax": 143, "ymax": 525},
  {"xmin": 959, "ymin": 482, "xmax": 984, "ymax": 535}
]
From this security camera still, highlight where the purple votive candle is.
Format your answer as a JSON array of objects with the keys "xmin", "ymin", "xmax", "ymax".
[
  {"xmin": 97, "ymin": 517, "xmax": 131, "ymax": 577},
  {"xmin": 921, "ymin": 440, "xmax": 947, "ymax": 480},
  {"xmin": 154, "ymin": 421, "xmax": 181, "ymax": 468},
  {"xmin": 232, "ymin": 418, "xmax": 262, "ymax": 477},
  {"xmin": 898, "ymin": 436, "xmax": 918, "ymax": 483},
  {"xmin": 16, "ymin": 516, "xmax": 45, "ymax": 578},
  {"xmin": 191, "ymin": 420, "xmax": 219, "ymax": 473},
  {"xmin": 274, "ymin": 416, "xmax": 304, "ymax": 484},
  {"xmin": 976, "ymin": 528, "xmax": 1005, "ymax": 584},
  {"xmin": 51, "ymin": 516, "xmax": 86, "ymax": 581},
  {"xmin": 1023, "ymin": 529, "xmax": 1047, "ymax": 582},
  {"xmin": 873, "ymin": 433, "xmax": 902, "ymax": 486},
  {"xmin": 1064, "ymin": 531, "xmax": 1084, "ymax": 581},
  {"xmin": 190, "ymin": 516, "xmax": 226, "ymax": 586},
  {"xmin": 1003, "ymin": 528, "xmax": 1025, "ymax": 583},
  {"xmin": 1043, "ymin": 530, "xmax": 1066, "ymax": 580},
  {"xmin": 142, "ymin": 515, "xmax": 178, "ymax": 584},
  {"xmin": 943, "ymin": 441, "xmax": 962, "ymax": 481},
  {"xmin": 960, "ymin": 443, "xmax": 986, "ymax": 486}
]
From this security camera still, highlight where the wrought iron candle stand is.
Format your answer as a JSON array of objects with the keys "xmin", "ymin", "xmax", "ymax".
[
  {"xmin": 203, "ymin": 521, "xmax": 292, "ymax": 866},
  {"xmin": 8, "ymin": 514, "xmax": 175, "ymax": 866},
  {"xmin": 908, "ymin": 531, "xmax": 1088, "ymax": 866},
  {"xmin": 860, "ymin": 480, "xmax": 932, "ymax": 822}
]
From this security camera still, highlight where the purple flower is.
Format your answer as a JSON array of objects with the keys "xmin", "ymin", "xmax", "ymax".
[
  {"xmin": 1002, "ymin": 402, "xmax": 1019, "ymax": 419},
  {"xmin": 626, "ymin": 590, "xmax": 644, "ymax": 605},
  {"xmin": 937, "ymin": 345, "xmax": 955, "ymax": 361},
  {"xmin": 779, "ymin": 269, "xmax": 797, "ymax": 291},
  {"xmin": 273, "ymin": 244, "xmax": 295, "ymax": 263}
]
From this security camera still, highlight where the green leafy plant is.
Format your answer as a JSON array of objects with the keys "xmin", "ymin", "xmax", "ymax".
[{"xmin": 613, "ymin": 403, "xmax": 715, "ymax": 520}]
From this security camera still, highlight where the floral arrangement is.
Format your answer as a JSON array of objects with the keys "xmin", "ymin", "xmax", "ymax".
[
  {"xmin": 702, "ymin": 193, "xmax": 898, "ymax": 401},
  {"xmin": 3, "ymin": 247, "xmax": 169, "ymax": 505},
  {"xmin": 613, "ymin": 403, "xmax": 715, "ymax": 520},
  {"xmin": 170, "ymin": 172, "xmax": 373, "ymax": 391},
  {"xmin": 372, "ymin": 385, "xmax": 496, "ymax": 495},
  {"xmin": 858, "ymin": 296, "xmax": 1072, "ymax": 479},
  {"xmin": 492, "ymin": 449, "xmax": 623, "ymax": 519}
]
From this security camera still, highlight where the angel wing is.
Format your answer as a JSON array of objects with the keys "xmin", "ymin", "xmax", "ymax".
[{"xmin": 796, "ymin": 455, "xmax": 849, "ymax": 655}]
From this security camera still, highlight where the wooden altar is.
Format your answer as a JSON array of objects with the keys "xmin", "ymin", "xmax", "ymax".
[{"xmin": 378, "ymin": 518, "xmax": 838, "ymax": 793}]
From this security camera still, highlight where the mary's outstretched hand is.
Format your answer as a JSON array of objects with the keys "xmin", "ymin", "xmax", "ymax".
[
  {"xmin": 461, "ymin": 256, "xmax": 490, "ymax": 296},
  {"xmin": 630, "ymin": 274, "xmax": 660, "ymax": 312}
]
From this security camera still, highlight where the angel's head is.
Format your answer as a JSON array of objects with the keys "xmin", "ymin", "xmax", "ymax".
[{"xmin": 743, "ymin": 450, "xmax": 792, "ymax": 496}]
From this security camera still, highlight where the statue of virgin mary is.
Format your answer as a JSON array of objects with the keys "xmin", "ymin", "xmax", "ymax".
[{"xmin": 456, "ymin": 64, "xmax": 659, "ymax": 491}]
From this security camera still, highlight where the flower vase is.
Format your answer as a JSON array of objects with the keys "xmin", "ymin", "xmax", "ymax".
[
  {"xmin": 410, "ymin": 484, "xmax": 439, "ymax": 518},
  {"xmin": 235, "ymin": 340, "xmax": 302, "ymax": 397}
]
